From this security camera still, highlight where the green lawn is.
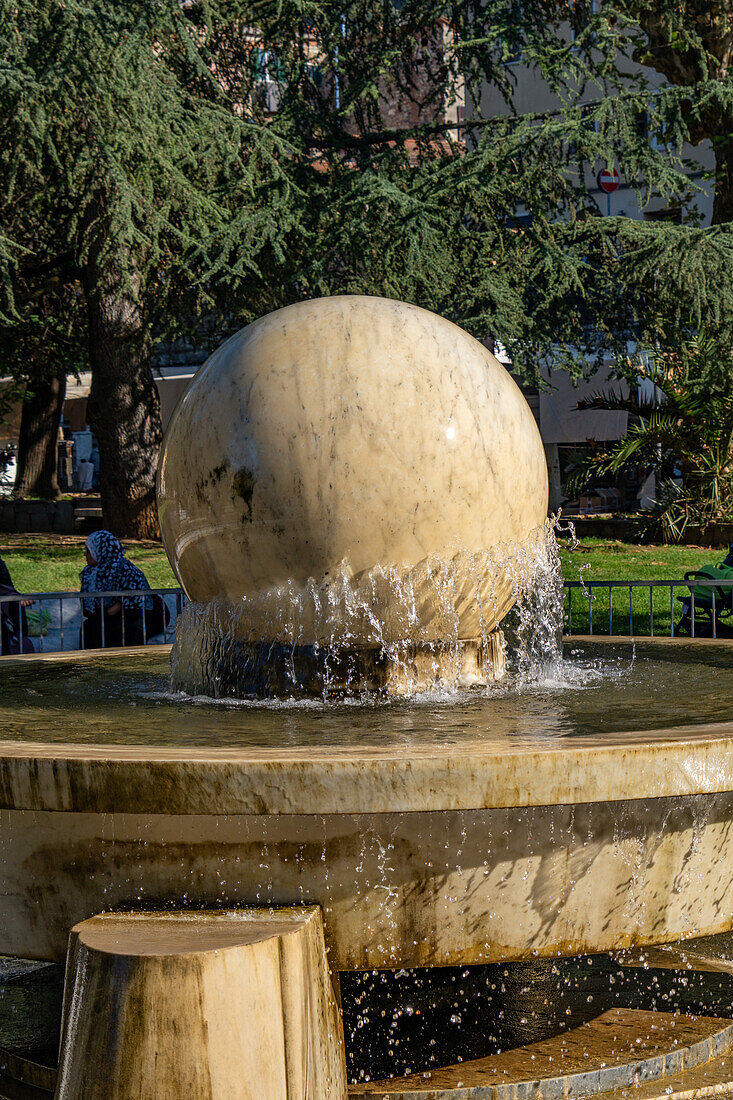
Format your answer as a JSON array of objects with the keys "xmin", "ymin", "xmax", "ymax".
[
  {"xmin": 557, "ymin": 537, "xmax": 727, "ymax": 635},
  {"xmin": 0, "ymin": 536, "xmax": 177, "ymax": 592},
  {"xmin": 1, "ymin": 534, "xmax": 728, "ymax": 636}
]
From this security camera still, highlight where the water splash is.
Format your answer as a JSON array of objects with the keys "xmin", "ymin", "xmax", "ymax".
[
  {"xmin": 170, "ymin": 521, "xmax": 565, "ymax": 700},
  {"xmin": 500, "ymin": 517, "xmax": 564, "ymax": 685}
]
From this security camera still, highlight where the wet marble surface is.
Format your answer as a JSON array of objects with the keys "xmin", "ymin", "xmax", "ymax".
[
  {"xmin": 3, "ymin": 640, "xmax": 733, "ymax": 814},
  {"xmin": 157, "ymin": 296, "xmax": 548, "ymax": 639},
  {"xmin": 55, "ymin": 908, "xmax": 346, "ymax": 1100},
  {"xmin": 2, "ymin": 720, "xmax": 733, "ymax": 815},
  {"xmin": 3, "ymin": 641, "xmax": 733, "ymax": 969},
  {"xmin": 350, "ymin": 1009, "xmax": 733, "ymax": 1097},
  {"xmin": 5, "ymin": 793, "xmax": 733, "ymax": 968}
]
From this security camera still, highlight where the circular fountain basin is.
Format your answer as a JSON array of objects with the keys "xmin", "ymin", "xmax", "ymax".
[{"xmin": 2, "ymin": 638, "xmax": 733, "ymax": 970}]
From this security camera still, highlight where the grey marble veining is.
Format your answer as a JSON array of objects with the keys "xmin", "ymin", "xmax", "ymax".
[{"xmin": 157, "ymin": 296, "xmax": 548, "ymax": 640}]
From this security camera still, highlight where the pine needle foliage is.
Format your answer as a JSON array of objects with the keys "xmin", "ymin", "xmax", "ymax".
[
  {"xmin": 1, "ymin": 0, "xmax": 733, "ymax": 527},
  {"xmin": 2, "ymin": 0, "xmax": 721, "ymax": 361}
]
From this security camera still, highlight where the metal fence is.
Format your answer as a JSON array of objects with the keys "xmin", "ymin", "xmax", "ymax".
[
  {"xmin": 3, "ymin": 579, "xmax": 733, "ymax": 656},
  {"xmin": 0, "ymin": 588, "xmax": 186, "ymax": 656},
  {"xmin": 565, "ymin": 578, "xmax": 733, "ymax": 638}
]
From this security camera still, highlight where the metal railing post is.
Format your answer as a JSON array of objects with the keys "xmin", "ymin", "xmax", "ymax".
[
  {"xmin": 608, "ymin": 585, "xmax": 612, "ymax": 635},
  {"xmin": 691, "ymin": 588, "xmax": 696, "ymax": 638},
  {"xmin": 562, "ymin": 578, "xmax": 733, "ymax": 640},
  {"xmin": 0, "ymin": 587, "xmax": 182, "ymax": 656}
]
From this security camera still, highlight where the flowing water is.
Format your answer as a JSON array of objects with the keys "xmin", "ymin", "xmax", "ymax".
[
  {"xmin": 169, "ymin": 521, "xmax": 565, "ymax": 698},
  {"xmin": 2, "ymin": 639, "xmax": 733, "ymax": 747},
  {"xmin": 3, "ymin": 523, "xmax": 733, "ymax": 745}
]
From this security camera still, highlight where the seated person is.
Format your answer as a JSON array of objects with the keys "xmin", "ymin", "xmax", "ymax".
[
  {"xmin": 0, "ymin": 553, "xmax": 34, "ymax": 655},
  {"xmin": 80, "ymin": 530, "xmax": 153, "ymax": 648}
]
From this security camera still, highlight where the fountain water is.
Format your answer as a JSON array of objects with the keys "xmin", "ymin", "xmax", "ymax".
[{"xmin": 2, "ymin": 296, "xmax": 733, "ymax": 1099}]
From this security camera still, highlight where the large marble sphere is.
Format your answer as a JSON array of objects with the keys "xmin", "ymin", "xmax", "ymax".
[{"xmin": 157, "ymin": 296, "xmax": 548, "ymax": 637}]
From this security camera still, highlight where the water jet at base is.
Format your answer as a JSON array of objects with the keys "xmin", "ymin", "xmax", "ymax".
[{"xmin": 169, "ymin": 524, "xmax": 563, "ymax": 698}]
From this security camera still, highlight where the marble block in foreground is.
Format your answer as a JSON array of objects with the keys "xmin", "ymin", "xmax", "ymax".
[{"xmin": 54, "ymin": 908, "xmax": 346, "ymax": 1100}]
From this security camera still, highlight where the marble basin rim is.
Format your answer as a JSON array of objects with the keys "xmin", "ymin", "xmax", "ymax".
[
  {"xmin": 4, "ymin": 640, "xmax": 733, "ymax": 971},
  {"xmin": 3, "ymin": 640, "xmax": 733, "ymax": 815},
  {"xmin": 3, "ymin": 716, "xmax": 733, "ymax": 816}
]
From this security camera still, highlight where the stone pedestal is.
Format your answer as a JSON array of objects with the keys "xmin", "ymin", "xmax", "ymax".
[
  {"xmin": 171, "ymin": 616, "xmax": 505, "ymax": 698},
  {"xmin": 54, "ymin": 907, "xmax": 347, "ymax": 1100}
]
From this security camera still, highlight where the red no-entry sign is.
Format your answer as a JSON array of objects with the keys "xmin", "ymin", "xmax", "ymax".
[{"xmin": 598, "ymin": 167, "xmax": 621, "ymax": 193}]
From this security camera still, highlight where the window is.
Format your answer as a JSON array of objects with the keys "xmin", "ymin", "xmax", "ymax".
[
  {"xmin": 306, "ymin": 63, "xmax": 324, "ymax": 89},
  {"xmin": 634, "ymin": 111, "xmax": 648, "ymax": 141},
  {"xmin": 250, "ymin": 48, "xmax": 284, "ymax": 114},
  {"xmin": 507, "ymin": 211, "xmax": 534, "ymax": 228},
  {"xmin": 569, "ymin": 0, "xmax": 598, "ymax": 47}
]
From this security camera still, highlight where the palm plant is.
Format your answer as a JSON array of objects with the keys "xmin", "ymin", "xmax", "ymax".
[{"xmin": 569, "ymin": 333, "xmax": 733, "ymax": 540}]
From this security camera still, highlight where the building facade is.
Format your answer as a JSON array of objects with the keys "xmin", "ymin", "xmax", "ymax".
[{"xmin": 480, "ymin": 31, "xmax": 715, "ymax": 514}]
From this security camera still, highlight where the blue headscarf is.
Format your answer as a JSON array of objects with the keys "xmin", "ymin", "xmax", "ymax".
[{"xmin": 80, "ymin": 530, "xmax": 151, "ymax": 612}]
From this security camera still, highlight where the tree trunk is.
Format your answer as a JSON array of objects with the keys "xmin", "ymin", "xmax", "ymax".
[
  {"xmin": 13, "ymin": 372, "xmax": 66, "ymax": 499},
  {"xmin": 82, "ymin": 256, "xmax": 163, "ymax": 540},
  {"xmin": 712, "ymin": 133, "xmax": 733, "ymax": 225}
]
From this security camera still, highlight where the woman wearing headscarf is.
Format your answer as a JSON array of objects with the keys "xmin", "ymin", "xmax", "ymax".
[{"xmin": 79, "ymin": 530, "xmax": 152, "ymax": 648}]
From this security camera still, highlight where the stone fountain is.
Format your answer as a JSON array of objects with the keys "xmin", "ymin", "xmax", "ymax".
[
  {"xmin": 158, "ymin": 295, "xmax": 548, "ymax": 697},
  {"xmin": 2, "ymin": 296, "xmax": 733, "ymax": 1099}
]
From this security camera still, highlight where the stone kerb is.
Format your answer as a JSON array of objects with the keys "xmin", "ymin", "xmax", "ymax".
[{"xmin": 54, "ymin": 907, "xmax": 348, "ymax": 1100}]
